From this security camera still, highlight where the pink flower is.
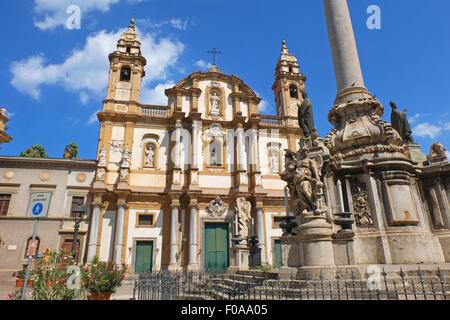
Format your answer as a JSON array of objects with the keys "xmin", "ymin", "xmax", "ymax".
[
  {"xmin": 89, "ymin": 277, "xmax": 93, "ymax": 282},
  {"xmin": 99, "ymin": 272, "xmax": 102, "ymax": 275},
  {"xmin": 56, "ymin": 279, "xmax": 60, "ymax": 284},
  {"xmin": 81, "ymin": 282, "xmax": 85, "ymax": 286},
  {"xmin": 121, "ymin": 275, "xmax": 126, "ymax": 279},
  {"xmin": 108, "ymin": 271, "xmax": 113, "ymax": 274},
  {"xmin": 8, "ymin": 294, "xmax": 13, "ymax": 300}
]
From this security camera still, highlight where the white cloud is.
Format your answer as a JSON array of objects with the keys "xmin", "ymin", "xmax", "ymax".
[
  {"xmin": 33, "ymin": 0, "xmax": 120, "ymax": 30},
  {"xmin": 135, "ymin": 17, "xmax": 191, "ymax": 31},
  {"xmin": 194, "ymin": 60, "xmax": 212, "ymax": 70},
  {"xmin": 259, "ymin": 100, "xmax": 269, "ymax": 113},
  {"xmin": 87, "ymin": 110, "xmax": 100, "ymax": 125},
  {"xmin": 170, "ymin": 19, "xmax": 189, "ymax": 30},
  {"xmin": 445, "ymin": 122, "xmax": 450, "ymax": 131},
  {"xmin": 10, "ymin": 28, "xmax": 184, "ymax": 104},
  {"xmin": 446, "ymin": 151, "xmax": 450, "ymax": 161},
  {"xmin": 413, "ymin": 122, "xmax": 442, "ymax": 139},
  {"xmin": 408, "ymin": 113, "xmax": 420, "ymax": 124},
  {"xmin": 141, "ymin": 81, "xmax": 175, "ymax": 105}
]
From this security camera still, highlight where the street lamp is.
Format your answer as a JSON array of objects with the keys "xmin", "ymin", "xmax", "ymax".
[{"xmin": 71, "ymin": 203, "xmax": 86, "ymax": 263}]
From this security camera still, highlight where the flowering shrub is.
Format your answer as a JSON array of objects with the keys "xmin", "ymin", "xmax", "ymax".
[
  {"xmin": 80, "ymin": 256, "xmax": 127, "ymax": 294},
  {"xmin": 29, "ymin": 251, "xmax": 85, "ymax": 300},
  {"xmin": 12, "ymin": 264, "xmax": 28, "ymax": 280}
]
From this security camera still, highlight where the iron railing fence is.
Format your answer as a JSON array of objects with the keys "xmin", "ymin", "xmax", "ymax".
[{"xmin": 133, "ymin": 267, "xmax": 450, "ymax": 301}]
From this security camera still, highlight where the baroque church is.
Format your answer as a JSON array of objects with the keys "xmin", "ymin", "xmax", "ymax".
[
  {"xmin": 1, "ymin": 0, "xmax": 449, "ymax": 278},
  {"xmin": 88, "ymin": 20, "xmax": 305, "ymax": 272}
]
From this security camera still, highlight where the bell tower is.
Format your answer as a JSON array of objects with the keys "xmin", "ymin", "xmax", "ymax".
[
  {"xmin": 104, "ymin": 18, "xmax": 147, "ymax": 109},
  {"xmin": 272, "ymin": 40, "xmax": 306, "ymax": 123}
]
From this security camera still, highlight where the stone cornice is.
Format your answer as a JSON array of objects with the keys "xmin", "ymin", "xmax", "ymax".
[{"xmin": 0, "ymin": 156, "xmax": 97, "ymax": 169}]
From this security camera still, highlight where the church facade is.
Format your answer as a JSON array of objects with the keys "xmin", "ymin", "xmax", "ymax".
[{"xmin": 87, "ymin": 21, "xmax": 307, "ymax": 272}]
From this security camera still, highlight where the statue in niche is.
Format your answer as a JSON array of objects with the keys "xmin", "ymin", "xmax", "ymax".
[
  {"xmin": 210, "ymin": 90, "xmax": 221, "ymax": 115},
  {"xmin": 235, "ymin": 197, "xmax": 252, "ymax": 239},
  {"xmin": 269, "ymin": 147, "xmax": 280, "ymax": 173},
  {"xmin": 352, "ymin": 184, "xmax": 374, "ymax": 227},
  {"xmin": 390, "ymin": 101, "xmax": 414, "ymax": 144},
  {"xmin": 145, "ymin": 143, "xmax": 156, "ymax": 167},
  {"xmin": 281, "ymin": 147, "xmax": 326, "ymax": 217},
  {"xmin": 98, "ymin": 147, "xmax": 107, "ymax": 166}
]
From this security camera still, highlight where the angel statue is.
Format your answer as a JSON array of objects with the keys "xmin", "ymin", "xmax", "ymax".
[
  {"xmin": 235, "ymin": 197, "xmax": 252, "ymax": 240},
  {"xmin": 281, "ymin": 147, "xmax": 326, "ymax": 217}
]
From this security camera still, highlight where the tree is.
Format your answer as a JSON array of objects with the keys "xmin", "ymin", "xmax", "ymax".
[
  {"xmin": 20, "ymin": 144, "xmax": 48, "ymax": 158},
  {"xmin": 63, "ymin": 142, "xmax": 79, "ymax": 159}
]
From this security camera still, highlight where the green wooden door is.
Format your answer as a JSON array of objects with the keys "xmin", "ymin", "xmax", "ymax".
[
  {"xmin": 135, "ymin": 241, "xmax": 153, "ymax": 273},
  {"xmin": 204, "ymin": 223, "xmax": 229, "ymax": 272},
  {"xmin": 274, "ymin": 240, "xmax": 282, "ymax": 268}
]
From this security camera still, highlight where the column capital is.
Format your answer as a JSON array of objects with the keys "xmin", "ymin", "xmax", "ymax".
[{"xmin": 189, "ymin": 198, "xmax": 198, "ymax": 207}]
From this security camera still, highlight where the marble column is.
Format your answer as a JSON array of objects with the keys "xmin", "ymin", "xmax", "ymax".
[
  {"xmin": 237, "ymin": 127, "xmax": 247, "ymax": 171},
  {"xmin": 191, "ymin": 121, "xmax": 199, "ymax": 169},
  {"xmin": 250, "ymin": 129, "xmax": 260, "ymax": 172},
  {"xmin": 174, "ymin": 123, "xmax": 182, "ymax": 169},
  {"xmin": 255, "ymin": 207, "xmax": 266, "ymax": 263},
  {"xmin": 168, "ymin": 203, "xmax": 180, "ymax": 271},
  {"xmin": 187, "ymin": 204, "xmax": 199, "ymax": 271},
  {"xmin": 113, "ymin": 204, "xmax": 125, "ymax": 264},
  {"xmin": 86, "ymin": 203, "xmax": 101, "ymax": 263},
  {"xmin": 322, "ymin": 0, "xmax": 365, "ymax": 92}
]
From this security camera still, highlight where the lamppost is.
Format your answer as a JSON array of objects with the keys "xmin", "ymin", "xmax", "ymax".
[{"xmin": 71, "ymin": 203, "xmax": 85, "ymax": 263}]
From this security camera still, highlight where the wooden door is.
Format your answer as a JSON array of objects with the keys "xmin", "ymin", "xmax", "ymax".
[
  {"xmin": 204, "ymin": 223, "xmax": 229, "ymax": 272},
  {"xmin": 135, "ymin": 241, "xmax": 153, "ymax": 273}
]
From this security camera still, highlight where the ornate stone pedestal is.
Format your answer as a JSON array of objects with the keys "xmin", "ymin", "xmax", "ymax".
[
  {"xmin": 297, "ymin": 217, "xmax": 335, "ymax": 267},
  {"xmin": 229, "ymin": 246, "xmax": 251, "ymax": 271},
  {"xmin": 404, "ymin": 143, "xmax": 427, "ymax": 166}
]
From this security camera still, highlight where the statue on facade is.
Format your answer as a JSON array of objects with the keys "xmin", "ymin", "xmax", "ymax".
[
  {"xmin": 270, "ymin": 149, "xmax": 279, "ymax": 173},
  {"xmin": 210, "ymin": 90, "xmax": 221, "ymax": 115},
  {"xmin": 122, "ymin": 144, "xmax": 131, "ymax": 168},
  {"xmin": 120, "ymin": 168, "xmax": 128, "ymax": 182},
  {"xmin": 235, "ymin": 197, "xmax": 252, "ymax": 239},
  {"xmin": 98, "ymin": 146, "xmax": 107, "ymax": 167},
  {"xmin": 281, "ymin": 147, "xmax": 326, "ymax": 217},
  {"xmin": 145, "ymin": 143, "xmax": 155, "ymax": 167},
  {"xmin": 390, "ymin": 101, "xmax": 414, "ymax": 144}
]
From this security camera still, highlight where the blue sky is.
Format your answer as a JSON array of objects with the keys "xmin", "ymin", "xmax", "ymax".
[{"xmin": 0, "ymin": 0, "xmax": 449, "ymax": 160}]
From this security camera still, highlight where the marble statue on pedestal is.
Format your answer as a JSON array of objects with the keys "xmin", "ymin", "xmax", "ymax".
[
  {"xmin": 281, "ymin": 147, "xmax": 327, "ymax": 218},
  {"xmin": 235, "ymin": 197, "xmax": 251, "ymax": 240},
  {"xmin": 297, "ymin": 91, "xmax": 319, "ymax": 145}
]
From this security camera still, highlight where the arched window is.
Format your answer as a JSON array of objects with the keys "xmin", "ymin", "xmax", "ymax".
[
  {"xmin": 25, "ymin": 237, "xmax": 40, "ymax": 258},
  {"xmin": 289, "ymin": 84, "xmax": 298, "ymax": 99},
  {"xmin": 209, "ymin": 141, "xmax": 222, "ymax": 166},
  {"xmin": 120, "ymin": 66, "xmax": 131, "ymax": 82}
]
